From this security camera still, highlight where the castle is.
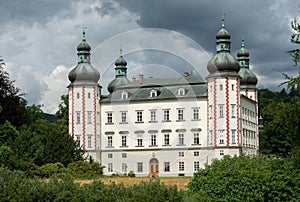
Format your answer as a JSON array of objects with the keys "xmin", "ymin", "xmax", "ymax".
[{"xmin": 67, "ymin": 18, "xmax": 258, "ymax": 176}]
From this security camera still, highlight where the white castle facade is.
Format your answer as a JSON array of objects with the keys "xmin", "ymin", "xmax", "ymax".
[{"xmin": 68, "ymin": 19, "xmax": 259, "ymax": 177}]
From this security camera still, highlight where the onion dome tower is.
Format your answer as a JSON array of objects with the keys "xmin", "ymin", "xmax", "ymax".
[
  {"xmin": 237, "ymin": 39, "xmax": 258, "ymax": 101},
  {"xmin": 67, "ymin": 29, "xmax": 101, "ymax": 160},
  {"xmin": 107, "ymin": 49, "xmax": 130, "ymax": 93},
  {"xmin": 206, "ymin": 16, "xmax": 241, "ymax": 148}
]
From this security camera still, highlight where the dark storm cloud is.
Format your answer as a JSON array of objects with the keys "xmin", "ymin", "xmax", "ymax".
[{"xmin": 115, "ymin": 0, "xmax": 298, "ymax": 90}]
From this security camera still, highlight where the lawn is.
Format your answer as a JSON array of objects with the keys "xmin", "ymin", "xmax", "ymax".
[{"xmin": 77, "ymin": 176, "xmax": 191, "ymax": 190}]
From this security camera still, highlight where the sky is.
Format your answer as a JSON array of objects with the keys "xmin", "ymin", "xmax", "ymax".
[{"xmin": 0, "ymin": 0, "xmax": 298, "ymax": 113}]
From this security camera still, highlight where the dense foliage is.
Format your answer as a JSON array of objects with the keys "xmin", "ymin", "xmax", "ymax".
[
  {"xmin": 0, "ymin": 168, "xmax": 183, "ymax": 202},
  {"xmin": 188, "ymin": 155, "xmax": 300, "ymax": 201}
]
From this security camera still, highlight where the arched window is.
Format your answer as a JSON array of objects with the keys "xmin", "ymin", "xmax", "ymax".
[
  {"xmin": 121, "ymin": 91, "xmax": 128, "ymax": 99},
  {"xmin": 178, "ymin": 88, "xmax": 185, "ymax": 96},
  {"xmin": 150, "ymin": 89, "xmax": 157, "ymax": 97}
]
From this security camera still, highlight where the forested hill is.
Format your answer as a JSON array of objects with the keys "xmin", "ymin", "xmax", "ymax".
[{"xmin": 258, "ymin": 88, "xmax": 299, "ymax": 114}]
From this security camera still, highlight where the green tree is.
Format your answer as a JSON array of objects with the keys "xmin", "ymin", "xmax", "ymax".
[
  {"xmin": 288, "ymin": 18, "xmax": 300, "ymax": 65},
  {"xmin": 0, "ymin": 61, "xmax": 27, "ymax": 127},
  {"xmin": 0, "ymin": 121, "xmax": 19, "ymax": 146}
]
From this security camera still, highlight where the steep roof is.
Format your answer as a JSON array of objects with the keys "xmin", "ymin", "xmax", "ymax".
[{"xmin": 101, "ymin": 74, "xmax": 207, "ymax": 102}]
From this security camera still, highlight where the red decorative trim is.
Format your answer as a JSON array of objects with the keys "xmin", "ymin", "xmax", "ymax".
[
  {"xmin": 236, "ymin": 79, "xmax": 240, "ymax": 146},
  {"xmin": 93, "ymin": 87, "xmax": 97, "ymax": 150},
  {"xmin": 225, "ymin": 77, "xmax": 230, "ymax": 146},
  {"xmin": 213, "ymin": 79, "xmax": 217, "ymax": 147},
  {"xmin": 207, "ymin": 84, "xmax": 209, "ymax": 146},
  {"xmin": 245, "ymin": 89, "xmax": 248, "ymax": 98},
  {"xmin": 71, "ymin": 87, "xmax": 74, "ymax": 139},
  {"xmin": 82, "ymin": 87, "xmax": 86, "ymax": 150},
  {"xmin": 254, "ymin": 90, "xmax": 257, "ymax": 102}
]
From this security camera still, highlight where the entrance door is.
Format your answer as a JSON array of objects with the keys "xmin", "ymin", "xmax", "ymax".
[{"xmin": 149, "ymin": 158, "xmax": 159, "ymax": 177}]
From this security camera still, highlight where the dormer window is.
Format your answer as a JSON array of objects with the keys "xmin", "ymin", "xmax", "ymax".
[
  {"xmin": 178, "ymin": 88, "xmax": 185, "ymax": 96},
  {"xmin": 150, "ymin": 89, "xmax": 157, "ymax": 98},
  {"xmin": 121, "ymin": 91, "xmax": 128, "ymax": 99}
]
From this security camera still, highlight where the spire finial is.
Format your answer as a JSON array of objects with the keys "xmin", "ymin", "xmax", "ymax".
[
  {"xmin": 241, "ymin": 36, "xmax": 245, "ymax": 48},
  {"xmin": 222, "ymin": 13, "xmax": 225, "ymax": 28},
  {"xmin": 120, "ymin": 48, "xmax": 123, "ymax": 56},
  {"xmin": 82, "ymin": 25, "xmax": 87, "ymax": 41}
]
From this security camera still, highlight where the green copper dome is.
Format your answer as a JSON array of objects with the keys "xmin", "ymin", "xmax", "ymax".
[
  {"xmin": 237, "ymin": 39, "xmax": 257, "ymax": 86},
  {"xmin": 207, "ymin": 16, "xmax": 240, "ymax": 74},
  {"xmin": 107, "ymin": 50, "xmax": 129, "ymax": 93},
  {"xmin": 68, "ymin": 30, "xmax": 100, "ymax": 85}
]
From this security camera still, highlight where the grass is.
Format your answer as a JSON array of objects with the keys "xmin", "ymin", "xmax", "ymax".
[{"xmin": 77, "ymin": 176, "xmax": 191, "ymax": 190}]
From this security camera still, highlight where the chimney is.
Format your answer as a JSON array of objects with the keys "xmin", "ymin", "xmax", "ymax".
[
  {"xmin": 138, "ymin": 74, "xmax": 143, "ymax": 84},
  {"xmin": 132, "ymin": 76, "xmax": 136, "ymax": 82},
  {"xmin": 184, "ymin": 72, "xmax": 189, "ymax": 77}
]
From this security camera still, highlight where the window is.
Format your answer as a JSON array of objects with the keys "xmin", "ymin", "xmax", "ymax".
[
  {"xmin": 193, "ymin": 108, "xmax": 199, "ymax": 120},
  {"xmin": 150, "ymin": 110, "xmax": 156, "ymax": 122},
  {"xmin": 194, "ymin": 151, "xmax": 199, "ymax": 156},
  {"xmin": 163, "ymin": 110, "xmax": 170, "ymax": 121},
  {"xmin": 178, "ymin": 88, "xmax": 185, "ymax": 96},
  {"xmin": 121, "ymin": 111, "xmax": 127, "ymax": 123},
  {"xmin": 164, "ymin": 134, "xmax": 170, "ymax": 145},
  {"xmin": 178, "ymin": 134, "xmax": 184, "ymax": 145},
  {"xmin": 108, "ymin": 163, "xmax": 113, "ymax": 172},
  {"xmin": 209, "ymin": 130, "xmax": 213, "ymax": 145},
  {"xmin": 220, "ymin": 84, "xmax": 223, "ymax": 91},
  {"xmin": 177, "ymin": 109, "xmax": 184, "ymax": 121},
  {"xmin": 87, "ymin": 135, "xmax": 92, "ymax": 148},
  {"xmin": 122, "ymin": 153, "xmax": 127, "ymax": 158},
  {"xmin": 76, "ymin": 112, "xmax": 80, "ymax": 124},
  {"xmin": 209, "ymin": 105, "xmax": 213, "ymax": 119},
  {"xmin": 151, "ymin": 135, "xmax": 157, "ymax": 146},
  {"xmin": 137, "ymin": 137, "xmax": 143, "ymax": 147},
  {"xmin": 193, "ymin": 133, "xmax": 200, "ymax": 144},
  {"xmin": 179, "ymin": 162, "xmax": 184, "ymax": 171},
  {"xmin": 219, "ymin": 130, "xmax": 225, "ymax": 144},
  {"xmin": 137, "ymin": 162, "xmax": 143, "ymax": 172},
  {"xmin": 88, "ymin": 92, "xmax": 91, "ymax": 99},
  {"xmin": 231, "ymin": 104, "xmax": 236, "ymax": 118},
  {"xmin": 108, "ymin": 153, "xmax": 113, "ymax": 158},
  {"xmin": 219, "ymin": 104, "xmax": 224, "ymax": 118},
  {"xmin": 121, "ymin": 91, "xmax": 128, "ymax": 99},
  {"xmin": 107, "ymin": 112, "xmax": 113, "ymax": 124},
  {"xmin": 107, "ymin": 136, "xmax": 113, "ymax": 147},
  {"xmin": 150, "ymin": 89, "xmax": 157, "ymax": 97},
  {"xmin": 77, "ymin": 93, "xmax": 80, "ymax": 99},
  {"xmin": 121, "ymin": 136, "xmax": 127, "ymax": 147},
  {"xmin": 122, "ymin": 163, "xmax": 127, "ymax": 173},
  {"xmin": 136, "ymin": 111, "xmax": 143, "ymax": 122},
  {"xmin": 220, "ymin": 150, "xmax": 224, "ymax": 156},
  {"xmin": 194, "ymin": 161, "xmax": 200, "ymax": 171},
  {"xmin": 178, "ymin": 151, "xmax": 184, "ymax": 157},
  {"xmin": 164, "ymin": 162, "xmax": 170, "ymax": 172},
  {"xmin": 231, "ymin": 130, "xmax": 236, "ymax": 144},
  {"xmin": 87, "ymin": 111, "xmax": 92, "ymax": 124},
  {"xmin": 231, "ymin": 84, "xmax": 235, "ymax": 91},
  {"xmin": 76, "ymin": 135, "xmax": 80, "ymax": 146}
]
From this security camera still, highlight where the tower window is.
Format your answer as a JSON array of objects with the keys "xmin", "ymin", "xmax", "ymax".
[
  {"xmin": 76, "ymin": 111, "xmax": 81, "ymax": 124},
  {"xmin": 87, "ymin": 111, "xmax": 92, "ymax": 124},
  {"xmin": 232, "ymin": 84, "xmax": 235, "ymax": 91},
  {"xmin": 88, "ymin": 92, "xmax": 91, "ymax": 99},
  {"xmin": 220, "ymin": 84, "xmax": 223, "ymax": 91},
  {"xmin": 219, "ymin": 130, "xmax": 225, "ymax": 144},
  {"xmin": 77, "ymin": 93, "xmax": 80, "ymax": 99},
  {"xmin": 219, "ymin": 104, "xmax": 224, "ymax": 118},
  {"xmin": 87, "ymin": 135, "xmax": 92, "ymax": 148}
]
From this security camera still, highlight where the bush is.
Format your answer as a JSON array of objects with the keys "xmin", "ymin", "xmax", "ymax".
[
  {"xmin": 66, "ymin": 161, "xmax": 103, "ymax": 179},
  {"xmin": 40, "ymin": 162, "xmax": 65, "ymax": 178},
  {"xmin": 188, "ymin": 155, "xmax": 300, "ymax": 201},
  {"xmin": 128, "ymin": 170, "xmax": 135, "ymax": 177}
]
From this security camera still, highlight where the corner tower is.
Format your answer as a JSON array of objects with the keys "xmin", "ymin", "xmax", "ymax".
[
  {"xmin": 68, "ymin": 30, "xmax": 101, "ymax": 160},
  {"xmin": 206, "ymin": 16, "xmax": 241, "ymax": 151}
]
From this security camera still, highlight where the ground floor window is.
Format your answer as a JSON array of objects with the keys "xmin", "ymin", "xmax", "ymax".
[
  {"xmin": 179, "ymin": 162, "xmax": 184, "ymax": 171},
  {"xmin": 164, "ymin": 162, "xmax": 170, "ymax": 172},
  {"xmin": 137, "ymin": 162, "xmax": 143, "ymax": 172}
]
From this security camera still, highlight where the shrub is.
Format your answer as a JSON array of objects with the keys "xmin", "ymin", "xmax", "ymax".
[
  {"xmin": 40, "ymin": 162, "xmax": 65, "ymax": 177},
  {"xmin": 127, "ymin": 170, "xmax": 135, "ymax": 177},
  {"xmin": 188, "ymin": 155, "xmax": 300, "ymax": 201},
  {"xmin": 66, "ymin": 161, "xmax": 103, "ymax": 179}
]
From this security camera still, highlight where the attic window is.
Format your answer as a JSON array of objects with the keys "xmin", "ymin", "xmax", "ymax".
[
  {"xmin": 121, "ymin": 91, "xmax": 128, "ymax": 99},
  {"xmin": 150, "ymin": 89, "xmax": 157, "ymax": 98},
  {"xmin": 178, "ymin": 88, "xmax": 185, "ymax": 96}
]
